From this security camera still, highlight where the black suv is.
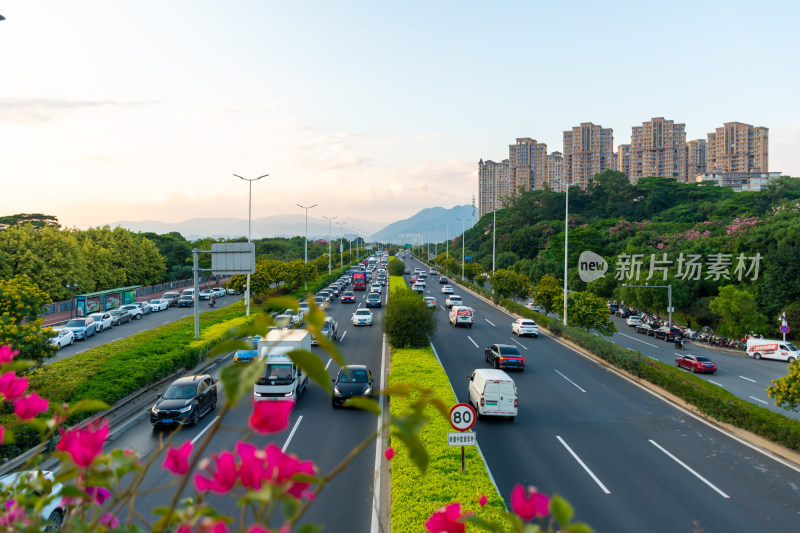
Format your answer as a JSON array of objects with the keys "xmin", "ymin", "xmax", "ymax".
[{"xmin": 150, "ymin": 374, "xmax": 217, "ymax": 427}]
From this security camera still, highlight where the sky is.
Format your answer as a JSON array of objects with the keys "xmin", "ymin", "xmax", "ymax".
[{"xmin": 1, "ymin": 0, "xmax": 798, "ymax": 232}]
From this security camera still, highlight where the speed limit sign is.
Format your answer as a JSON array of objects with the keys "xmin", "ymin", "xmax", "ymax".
[{"xmin": 449, "ymin": 403, "xmax": 476, "ymax": 432}]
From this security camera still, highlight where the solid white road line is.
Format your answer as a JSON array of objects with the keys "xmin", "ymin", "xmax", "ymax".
[
  {"xmin": 708, "ymin": 380, "xmax": 724, "ymax": 387},
  {"xmin": 749, "ymin": 396, "xmax": 769, "ymax": 405},
  {"xmin": 617, "ymin": 332, "xmax": 658, "ymax": 348},
  {"xmin": 649, "ymin": 439, "xmax": 729, "ymax": 498},
  {"xmin": 557, "ymin": 436, "xmax": 611, "ymax": 494},
  {"xmin": 325, "ymin": 358, "xmax": 332, "ymax": 370},
  {"xmin": 739, "ymin": 375, "xmax": 756, "ymax": 383},
  {"xmin": 509, "ymin": 337, "xmax": 527, "ymax": 350},
  {"xmin": 371, "ymin": 335, "xmax": 389, "ymax": 533},
  {"xmin": 467, "ymin": 336, "xmax": 479, "ymax": 348},
  {"xmin": 485, "ymin": 318, "xmax": 495, "ymax": 326},
  {"xmin": 555, "ymin": 370, "xmax": 586, "ymax": 392},
  {"xmin": 191, "ymin": 415, "xmax": 220, "ymax": 445},
  {"xmin": 281, "ymin": 415, "xmax": 303, "ymax": 453},
  {"xmin": 339, "ymin": 331, "xmax": 347, "ymax": 341}
]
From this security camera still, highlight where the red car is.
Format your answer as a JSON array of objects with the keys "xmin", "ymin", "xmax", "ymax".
[
  {"xmin": 410, "ymin": 276, "xmax": 417, "ymax": 284},
  {"xmin": 340, "ymin": 291, "xmax": 356, "ymax": 303},
  {"xmin": 675, "ymin": 354, "xmax": 717, "ymax": 374}
]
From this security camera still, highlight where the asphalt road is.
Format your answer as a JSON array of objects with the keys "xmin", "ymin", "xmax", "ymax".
[{"xmin": 405, "ymin": 256, "xmax": 800, "ymax": 533}]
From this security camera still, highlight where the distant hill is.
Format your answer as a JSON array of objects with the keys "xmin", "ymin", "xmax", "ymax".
[{"xmin": 368, "ymin": 205, "xmax": 475, "ymax": 244}]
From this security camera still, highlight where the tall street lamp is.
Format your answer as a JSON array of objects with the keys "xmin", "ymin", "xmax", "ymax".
[
  {"xmin": 336, "ymin": 220, "xmax": 346, "ymax": 270},
  {"xmin": 66, "ymin": 282, "xmax": 78, "ymax": 318},
  {"xmin": 456, "ymin": 218, "xmax": 465, "ymax": 280},
  {"xmin": 322, "ymin": 215, "xmax": 337, "ymax": 274},
  {"xmin": 443, "ymin": 223, "xmax": 449, "ymax": 261},
  {"xmin": 234, "ymin": 173, "xmax": 269, "ymax": 317},
  {"xmin": 492, "ymin": 173, "xmax": 497, "ymax": 273},
  {"xmin": 297, "ymin": 203, "xmax": 317, "ymax": 291}
]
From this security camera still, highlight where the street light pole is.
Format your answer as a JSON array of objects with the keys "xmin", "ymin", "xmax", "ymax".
[
  {"xmin": 66, "ymin": 282, "xmax": 78, "ymax": 318},
  {"xmin": 563, "ymin": 181, "xmax": 569, "ymax": 326},
  {"xmin": 336, "ymin": 220, "xmax": 346, "ymax": 269},
  {"xmin": 234, "ymin": 173, "xmax": 269, "ymax": 317},
  {"xmin": 323, "ymin": 215, "xmax": 337, "ymax": 274},
  {"xmin": 456, "ymin": 218, "xmax": 465, "ymax": 279},
  {"xmin": 492, "ymin": 174, "xmax": 496, "ymax": 273},
  {"xmin": 444, "ymin": 224, "xmax": 449, "ymax": 261},
  {"xmin": 297, "ymin": 203, "xmax": 317, "ymax": 292}
]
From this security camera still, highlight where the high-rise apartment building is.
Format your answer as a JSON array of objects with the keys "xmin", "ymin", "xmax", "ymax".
[
  {"xmin": 686, "ymin": 139, "xmax": 707, "ymax": 180},
  {"xmin": 478, "ymin": 159, "xmax": 510, "ymax": 218},
  {"xmin": 508, "ymin": 138, "xmax": 548, "ymax": 193},
  {"xmin": 627, "ymin": 117, "xmax": 687, "ymax": 184},
  {"xmin": 547, "ymin": 151, "xmax": 563, "ymax": 191},
  {"xmin": 562, "ymin": 123, "xmax": 614, "ymax": 188},
  {"xmin": 616, "ymin": 144, "xmax": 631, "ymax": 178},
  {"xmin": 706, "ymin": 122, "xmax": 768, "ymax": 174}
]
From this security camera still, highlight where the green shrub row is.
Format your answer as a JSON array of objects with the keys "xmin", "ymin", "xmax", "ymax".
[{"xmin": 387, "ymin": 346, "xmax": 509, "ymax": 531}]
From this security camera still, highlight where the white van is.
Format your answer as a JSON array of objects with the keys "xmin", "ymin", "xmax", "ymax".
[
  {"xmin": 467, "ymin": 369, "xmax": 517, "ymax": 421},
  {"xmin": 746, "ymin": 338, "xmax": 800, "ymax": 362},
  {"xmin": 449, "ymin": 306, "xmax": 474, "ymax": 328},
  {"xmin": 181, "ymin": 288, "xmax": 195, "ymax": 297}
]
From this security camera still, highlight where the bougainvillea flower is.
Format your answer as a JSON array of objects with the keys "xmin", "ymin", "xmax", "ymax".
[
  {"xmin": 100, "ymin": 513, "xmax": 119, "ymax": 528},
  {"xmin": 0, "ymin": 426, "xmax": 5, "ymax": 445},
  {"xmin": 194, "ymin": 451, "xmax": 238, "ymax": 493},
  {"xmin": 236, "ymin": 442, "xmax": 267, "ymax": 489},
  {"xmin": 0, "ymin": 500, "xmax": 30, "ymax": 528},
  {"xmin": 84, "ymin": 486, "xmax": 111, "ymax": 506},
  {"xmin": 424, "ymin": 502, "xmax": 466, "ymax": 533},
  {"xmin": 0, "ymin": 346, "xmax": 19, "ymax": 365},
  {"xmin": 0, "ymin": 372, "xmax": 28, "ymax": 401},
  {"xmin": 56, "ymin": 419, "xmax": 109, "ymax": 467},
  {"xmin": 163, "ymin": 441, "xmax": 194, "ymax": 475},
  {"xmin": 249, "ymin": 399, "xmax": 293, "ymax": 434},
  {"xmin": 13, "ymin": 393, "xmax": 49, "ymax": 420},
  {"xmin": 264, "ymin": 443, "xmax": 315, "ymax": 498},
  {"xmin": 195, "ymin": 517, "xmax": 230, "ymax": 533},
  {"xmin": 510, "ymin": 484, "xmax": 550, "ymax": 520},
  {"xmin": 479, "ymin": 494, "xmax": 487, "ymax": 507},
  {"xmin": 245, "ymin": 526, "xmax": 271, "ymax": 533},
  {"xmin": 384, "ymin": 447, "xmax": 395, "ymax": 460}
]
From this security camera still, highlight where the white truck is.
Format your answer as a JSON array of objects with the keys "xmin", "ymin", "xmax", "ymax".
[
  {"xmin": 254, "ymin": 329, "xmax": 311, "ymax": 402},
  {"xmin": 746, "ymin": 338, "xmax": 800, "ymax": 362}
]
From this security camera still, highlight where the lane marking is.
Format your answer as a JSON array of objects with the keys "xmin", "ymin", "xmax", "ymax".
[
  {"xmin": 749, "ymin": 396, "xmax": 769, "ymax": 405},
  {"xmin": 371, "ymin": 334, "xmax": 389, "ymax": 533},
  {"xmin": 440, "ymin": 305, "xmax": 446, "ymax": 311},
  {"xmin": 485, "ymin": 318, "xmax": 496, "ymax": 327},
  {"xmin": 339, "ymin": 331, "xmax": 347, "ymax": 341},
  {"xmin": 739, "ymin": 375, "xmax": 756, "ymax": 383},
  {"xmin": 325, "ymin": 358, "xmax": 332, "ymax": 370},
  {"xmin": 509, "ymin": 337, "xmax": 528, "ymax": 350},
  {"xmin": 191, "ymin": 415, "xmax": 220, "ymax": 445},
  {"xmin": 557, "ymin": 436, "xmax": 610, "ymax": 494},
  {"xmin": 617, "ymin": 332, "xmax": 658, "ymax": 348},
  {"xmin": 281, "ymin": 415, "xmax": 303, "ymax": 452},
  {"xmin": 708, "ymin": 380, "xmax": 724, "ymax": 387},
  {"xmin": 467, "ymin": 336, "xmax": 479, "ymax": 348},
  {"xmin": 649, "ymin": 439, "xmax": 729, "ymax": 498},
  {"xmin": 555, "ymin": 370, "xmax": 586, "ymax": 392}
]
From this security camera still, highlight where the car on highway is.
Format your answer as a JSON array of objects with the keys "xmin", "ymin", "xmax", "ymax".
[
  {"xmin": 412, "ymin": 282, "xmax": 425, "ymax": 294},
  {"xmin": 366, "ymin": 293, "xmax": 382, "ymax": 308},
  {"xmin": 524, "ymin": 302, "xmax": 545, "ymax": 313},
  {"xmin": 485, "ymin": 343, "xmax": 525, "ymax": 371},
  {"xmin": 675, "ymin": 354, "xmax": 717, "ymax": 374},
  {"xmin": 64, "ymin": 317, "xmax": 97, "ymax": 340},
  {"xmin": 438, "ymin": 276, "xmax": 448, "ymax": 284},
  {"xmin": 272, "ymin": 315, "xmax": 293, "ymax": 330},
  {"xmin": 87, "ymin": 312, "xmax": 113, "ymax": 332},
  {"xmin": 311, "ymin": 316, "xmax": 338, "ymax": 345},
  {"xmin": 0, "ymin": 470, "xmax": 66, "ymax": 530},
  {"xmin": 150, "ymin": 374, "xmax": 218, "ymax": 427},
  {"xmin": 626, "ymin": 316, "xmax": 642, "ymax": 327},
  {"xmin": 512, "ymin": 318, "xmax": 539, "ymax": 337},
  {"xmin": 119, "ymin": 304, "xmax": 144, "ymax": 319},
  {"xmin": 409, "ymin": 275, "xmax": 417, "ymax": 284},
  {"xmin": 449, "ymin": 306, "xmax": 474, "ymax": 328},
  {"xmin": 148, "ymin": 299, "xmax": 170, "ymax": 312},
  {"xmin": 177, "ymin": 295, "xmax": 194, "ymax": 308},
  {"xmin": 212, "ymin": 287, "xmax": 227, "ymax": 298},
  {"xmin": 468, "ymin": 369, "xmax": 517, "ymax": 421},
  {"xmin": 370, "ymin": 283, "xmax": 382, "ymax": 294},
  {"xmin": 109, "ymin": 308, "xmax": 133, "ymax": 325},
  {"xmin": 352, "ymin": 308, "xmax": 374, "ymax": 326},
  {"xmin": 233, "ymin": 335, "xmax": 260, "ymax": 365},
  {"xmin": 446, "ymin": 295, "xmax": 463, "ymax": 308},
  {"xmin": 441, "ymin": 285, "xmax": 454, "ymax": 294},
  {"xmin": 635, "ymin": 323, "xmax": 654, "ymax": 336},
  {"xmin": 423, "ymin": 296, "xmax": 437, "ymax": 309},
  {"xmin": 331, "ymin": 365, "xmax": 375, "ymax": 407},
  {"xmin": 298, "ymin": 301, "xmax": 311, "ymax": 315},
  {"xmin": 313, "ymin": 295, "xmax": 328, "ymax": 309},
  {"xmin": 49, "ymin": 327, "xmax": 74, "ymax": 349},
  {"xmin": 198, "ymin": 289, "xmax": 214, "ymax": 301},
  {"xmin": 317, "ymin": 290, "xmax": 333, "ymax": 303},
  {"xmin": 283, "ymin": 309, "xmax": 304, "ymax": 326},
  {"xmin": 340, "ymin": 291, "xmax": 356, "ymax": 303}
]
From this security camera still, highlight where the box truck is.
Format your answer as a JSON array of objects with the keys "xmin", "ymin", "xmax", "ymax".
[{"xmin": 254, "ymin": 329, "xmax": 311, "ymax": 402}]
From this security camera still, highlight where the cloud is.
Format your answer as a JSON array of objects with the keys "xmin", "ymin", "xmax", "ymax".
[{"xmin": 0, "ymin": 98, "xmax": 156, "ymax": 123}]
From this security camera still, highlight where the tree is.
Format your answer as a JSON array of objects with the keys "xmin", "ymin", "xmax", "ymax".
[
  {"xmin": 0, "ymin": 275, "xmax": 57, "ymax": 364},
  {"xmin": 767, "ymin": 360, "xmax": 800, "ymax": 411},
  {"xmin": 709, "ymin": 285, "xmax": 768, "ymax": 338},
  {"xmin": 531, "ymin": 274, "xmax": 563, "ymax": 315},
  {"xmin": 387, "ymin": 257, "xmax": 405, "ymax": 277},
  {"xmin": 383, "ymin": 286, "xmax": 437, "ymax": 348},
  {"xmin": 567, "ymin": 291, "xmax": 617, "ymax": 336},
  {"xmin": 490, "ymin": 269, "xmax": 530, "ymax": 300}
]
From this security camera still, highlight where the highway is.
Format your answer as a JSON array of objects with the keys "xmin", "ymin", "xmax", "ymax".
[{"xmin": 405, "ymin": 255, "xmax": 800, "ymax": 533}]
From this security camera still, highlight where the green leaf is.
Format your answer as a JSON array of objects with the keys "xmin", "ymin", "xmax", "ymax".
[
  {"xmin": 550, "ymin": 494, "xmax": 574, "ymax": 526},
  {"xmin": 343, "ymin": 396, "xmax": 381, "ymax": 415},
  {"xmin": 297, "ymin": 524, "xmax": 324, "ymax": 533},
  {"xmin": 390, "ymin": 413, "xmax": 429, "ymax": 473},
  {"xmin": 268, "ymin": 295, "xmax": 302, "ymax": 312},
  {"xmin": 70, "ymin": 398, "xmax": 109, "ymax": 414},
  {"xmin": 220, "ymin": 358, "xmax": 266, "ymax": 407},
  {"xmin": 566, "ymin": 523, "xmax": 594, "ymax": 533},
  {"xmin": 287, "ymin": 349, "xmax": 332, "ymax": 396},
  {"xmin": 461, "ymin": 515, "xmax": 504, "ymax": 531}
]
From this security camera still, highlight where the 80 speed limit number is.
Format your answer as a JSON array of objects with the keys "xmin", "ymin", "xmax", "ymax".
[{"xmin": 449, "ymin": 403, "xmax": 476, "ymax": 431}]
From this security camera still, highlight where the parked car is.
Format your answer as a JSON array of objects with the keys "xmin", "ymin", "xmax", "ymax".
[
  {"xmin": 675, "ymin": 354, "xmax": 717, "ymax": 374},
  {"xmin": 212, "ymin": 287, "xmax": 227, "ymax": 298},
  {"xmin": 148, "ymin": 299, "xmax": 170, "ymax": 312},
  {"xmin": 87, "ymin": 312, "xmax": 113, "ymax": 333},
  {"xmin": 340, "ymin": 291, "xmax": 356, "ymax": 303},
  {"xmin": 119, "ymin": 304, "xmax": 144, "ymax": 319},
  {"xmin": 366, "ymin": 293, "xmax": 382, "ymax": 308},
  {"xmin": 525, "ymin": 302, "xmax": 545, "ymax": 313},
  {"xmin": 109, "ymin": 308, "xmax": 133, "ymax": 325},
  {"xmin": 49, "ymin": 327, "xmax": 74, "ymax": 349},
  {"xmin": 132, "ymin": 301, "xmax": 152, "ymax": 315},
  {"xmin": 615, "ymin": 308, "xmax": 632, "ymax": 318},
  {"xmin": 607, "ymin": 303, "xmax": 619, "ymax": 314},
  {"xmin": 161, "ymin": 291, "xmax": 181, "ymax": 306},
  {"xmin": 0, "ymin": 470, "xmax": 66, "ymax": 530},
  {"xmin": 446, "ymin": 295, "xmax": 463, "ymax": 308},
  {"xmin": 331, "ymin": 365, "xmax": 374, "ymax": 407},
  {"xmin": 352, "ymin": 308, "xmax": 374, "ymax": 326},
  {"xmin": 626, "ymin": 316, "xmax": 642, "ymax": 327},
  {"xmin": 441, "ymin": 285, "xmax": 455, "ymax": 294},
  {"xmin": 485, "ymin": 344, "xmax": 525, "ymax": 371},
  {"xmin": 150, "ymin": 374, "xmax": 218, "ymax": 427},
  {"xmin": 635, "ymin": 323, "xmax": 654, "ymax": 336},
  {"xmin": 512, "ymin": 318, "xmax": 539, "ymax": 338},
  {"xmin": 198, "ymin": 289, "xmax": 214, "ymax": 301},
  {"xmin": 64, "ymin": 317, "xmax": 97, "ymax": 340},
  {"xmin": 177, "ymin": 295, "xmax": 194, "ymax": 307}
]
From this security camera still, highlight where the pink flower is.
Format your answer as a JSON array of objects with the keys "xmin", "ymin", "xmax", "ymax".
[
  {"xmin": 56, "ymin": 419, "xmax": 109, "ymax": 467},
  {"xmin": 425, "ymin": 502, "xmax": 466, "ymax": 533},
  {"xmin": 195, "ymin": 518, "xmax": 230, "ymax": 533},
  {"xmin": 85, "ymin": 486, "xmax": 111, "ymax": 506},
  {"xmin": 478, "ymin": 494, "xmax": 487, "ymax": 507},
  {"xmin": 246, "ymin": 527, "xmax": 271, "ymax": 533},
  {"xmin": 236, "ymin": 442, "xmax": 267, "ymax": 489},
  {"xmin": 0, "ymin": 372, "xmax": 28, "ymax": 401},
  {"xmin": 384, "ymin": 448, "xmax": 395, "ymax": 460},
  {"xmin": 0, "ymin": 500, "xmax": 29, "ymax": 528},
  {"xmin": 194, "ymin": 451, "xmax": 238, "ymax": 493},
  {"xmin": 249, "ymin": 400, "xmax": 293, "ymax": 434},
  {"xmin": 510, "ymin": 484, "xmax": 550, "ymax": 520},
  {"xmin": 264, "ymin": 443, "xmax": 315, "ymax": 499},
  {"xmin": 0, "ymin": 346, "xmax": 19, "ymax": 365},
  {"xmin": 164, "ymin": 441, "xmax": 193, "ymax": 475},
  {"xmin": 13, "ymin": 393, "xmax": 49, "ymax": 420},
  {"xmin": 0, "ymin": 426, "xmax": 4, "ymax": 444},
  {"xmin": 100, "ymin": 513, "xmax": 119, "ymax": 528}
]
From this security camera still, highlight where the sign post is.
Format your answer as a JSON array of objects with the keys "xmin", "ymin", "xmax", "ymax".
[{"xmin": 449, "ymin": 403, "xmax": 476, "ymax": 472}]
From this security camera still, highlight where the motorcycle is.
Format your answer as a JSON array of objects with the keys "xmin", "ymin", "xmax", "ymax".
[
  {"xmin": 209, "ymin": 298, "xmax": 216, "ymax": 308},
  {"xmin": 674, "ymin": 337, "xmax": 685, "ymax": 350}
]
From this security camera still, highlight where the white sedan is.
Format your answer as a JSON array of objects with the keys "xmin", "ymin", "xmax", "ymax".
[
  {"xmin": 441, "ymin": 285, "xmax": 454, "ymax": 294},
  {"xmin": 512, "ymin": 318, "xmax": 539, "ymax": 338},
  {"xmin": 370, "ymin": 283, "xmax": 382, "ymax": 294},
  {"xmin": 283, "ymin": 309, "xmax": 304, "ymax": 326},
  {"xmin": 49, "ymin": 327, "xmax": 74, "ymax": 349},
  {"xmin": 87, "ymin": 312, "xmax": 113, "ymax": 332},
  {"xmin": 148, "ymin": 299, "xmax": 170, "ymax": 312},
  {"xmin": 352, "ymin": 308, "xmax": 374, "ymax": 326}
]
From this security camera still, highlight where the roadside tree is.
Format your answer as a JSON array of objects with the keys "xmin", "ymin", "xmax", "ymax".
[
  {"xmin": 0, "ymin": 275, "xmax": 57, "ymax": 364},
  {"xmin": 567, "ymin": 291, "xmax": 617, "ymax": 336},
  {"xmin": 709, "ymin": 285, "xmax": 768, "ymax": 338},
  {"xmin": 532, "ymin": 274, "xmax": 563, "ymax": 315},
  {"xmin": 491, "ymin": 269, "xmax": 530, "ymax": 301},
  {"xmin": 383, "ymin": 286, "xmax": 437, "ymax": 348}
]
